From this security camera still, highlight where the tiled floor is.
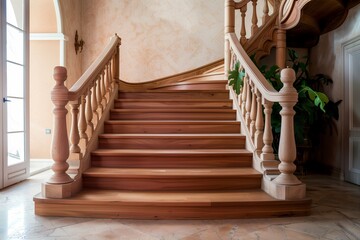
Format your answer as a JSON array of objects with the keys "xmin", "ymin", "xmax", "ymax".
[{"xmin": 0, "ymin": 171, "xmax": 360, "ymax": 240}]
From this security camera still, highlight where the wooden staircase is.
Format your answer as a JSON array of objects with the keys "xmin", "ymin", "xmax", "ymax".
[{"xmin": 34, "ymin": 80, "xmax": 311, "ymax": 219}]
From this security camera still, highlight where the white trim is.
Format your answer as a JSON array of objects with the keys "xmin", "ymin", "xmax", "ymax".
[
  {"xmin": 53, "ymin": 0, "xmax": 62, "ymax": 33},
  {"xmin": 30, "ymin": 33, "xmax": 68, "ymax": 41},
  {"xmin": 0, "ymin": 0, "xmax": 5, "ymax": 189}
]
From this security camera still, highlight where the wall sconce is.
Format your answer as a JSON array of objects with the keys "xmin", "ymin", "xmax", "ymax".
[{"xmin": 74, "ymin": 30, "xmax": 85, "ymax": 55}]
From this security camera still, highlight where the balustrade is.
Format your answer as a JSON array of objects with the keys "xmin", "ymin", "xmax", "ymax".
[
  {"xmin": 43, "ymin": 34, "xmax": 121, "ymax": 199},
  {"xmin": 225, "ymin": 0, "xmax": 306, "ymax": 200}
]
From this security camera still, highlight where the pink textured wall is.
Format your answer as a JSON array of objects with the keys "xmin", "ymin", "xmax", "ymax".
[{"xmin": 81, "ymin": 0, "xmax": 224, "ymax": 83}]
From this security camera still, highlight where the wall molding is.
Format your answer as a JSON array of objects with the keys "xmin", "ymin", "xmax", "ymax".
[{"xmin": 30, "ymin": 33, "xmax": 68, "ymax": 41}]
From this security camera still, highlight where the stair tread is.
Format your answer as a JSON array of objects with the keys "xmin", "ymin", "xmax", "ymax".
[
  {"xmin": 34, "ymin": 189, "xmax": 310, "ymax": 205},
  {"xmin": 83, "ymin": 167, "xmax": 261, "ymax": 177},
  {"xmin": 119, "ymin": 90, "xmax": 229, "ymax": 93},
  {"xmin": 92, "ymin": 149, "xmax": 252, "ymax": 156},
  {"xmin": 115, "ymin": 99, "xmax": 232, "ymax": 102},
  {"xmin": 105, "ymin": 120, "xmax": 239, "ymax": 125},
  {"xmin": 111, "ymin": 109, "xmax": 235, "ymax": 112},
  {"xmin": 99, "ymin": 133, "xmax": 245, "ymax": 138}
]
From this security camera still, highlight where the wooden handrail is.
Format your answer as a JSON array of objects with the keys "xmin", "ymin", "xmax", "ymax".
[
  {"xmin": 69, "ymin": 34, "xmax": 121, "ymax": 100},
  {"xmin": 226, "ymin": 33, "xmax": 297, "ymax": 102}
]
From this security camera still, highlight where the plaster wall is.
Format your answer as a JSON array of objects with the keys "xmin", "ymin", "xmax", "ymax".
[
  {"xmin": 58, "ymin": 0, "xmax": 82, "ymax": 87},
  {"xmin": 29, "ymin": 41, "xmax": 60, "ymax": 158},
  {"xmin": 81, "ymin": 0, "xmax": 225, "ymax": 83},
  {"xmin": 310, "ymin": 4, "xmax": 360, "ymax": 174}
]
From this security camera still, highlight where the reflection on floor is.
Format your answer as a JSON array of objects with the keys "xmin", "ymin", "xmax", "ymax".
[
  {"xmin": 0, "ymin": 171, "xmax": 359, "ymax": 240},
  {"xmin": 30, "ymin": 159, "xmax": 52, "ymax": 176}
]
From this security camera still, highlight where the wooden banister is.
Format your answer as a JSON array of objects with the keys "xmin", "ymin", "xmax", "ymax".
[
  {"xmin": 43, "ymin": 34, "xmax": 121, "ymax": 199},
  {"xmin": 225, "ymin": 0, "xmax": 307, "ymax": 200}
]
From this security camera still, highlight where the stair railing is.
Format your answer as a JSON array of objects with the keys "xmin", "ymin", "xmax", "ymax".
[
  {"xmin": 225, "ymin": 0, "xmax": 306, "ymax": 200},
  {"xmin": 42, "ymin": 34, "xmax": 121, "ymax": 199}
]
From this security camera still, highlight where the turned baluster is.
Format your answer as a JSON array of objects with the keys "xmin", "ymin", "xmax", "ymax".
[
  {"xmin": 245, "ymin": 78, "xmax": 252, "ymax": 128},
  {"xmin": 101, "ymin": 66, "xmax": 107, "ymax": 107},
  {"xmin": 241, "ymin": 74, "xmax": 248, "ymax": 116},
  {"xmin": 69, "ymin": 99, "xmax": 81, "ymax": 155},
  {"xmin": 261, "ymin": 100, "xmax": 274, "ymax": 160},
  {"xmin": 225, "ymin": 0, "xmax": 235, "ymax": 74},
  {"xmin": 78, "ymin": 94, "xmax": 88, "ymax": 145},
  {"xmin": 254, "ymin": 89, "xmax": 264, "ymax": 151},
  {"xmin": 97, "ymin": 72, "xmax": 104, "ymax": 114},
  {"xmin": 108, "ymin": 61, "xmax": 114, "ymax": 92},
  {"xmin": 262, "ymin": 0, "xmax": 269, "ymax": 23},
  {"xmin": 86, "ymin": 87, "xmax": 94, "ymax": 137},
  {"xmin": 274, "ymin": 68, "xmax": 301, "ymax": 185},
  {"xmin": 250, "ymin": 84, "xmax": 257, "ymax": 138},
  {"xmin": 47, "ymin": 66, "xmax": 73, "ymax": 184},
  {"xmin": 240, "ymin": 5, "xmax": 247, "ymax": 45},
  {"xmin": 91, "ymin": 79, "xmax": 99, "ymax": 125},
  {"xmin": 113, "ymin": 34, "xmax": 121, "ymax": 81},
  {"xmin": 251, "ymin": 0, "xmax": 259, "ymax": 36}
]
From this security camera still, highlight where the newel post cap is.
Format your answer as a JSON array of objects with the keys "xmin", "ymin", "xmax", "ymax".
[
  {"xmin": 53, "ymin": 66, "xmax": 67, "ymax": 82},
  {"xmin": 279, "ymin": 67, "xmax": 297, "ymax": 95}
]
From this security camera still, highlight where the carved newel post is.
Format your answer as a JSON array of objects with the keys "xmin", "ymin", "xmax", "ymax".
[
  {"xmin": 48, "ymin": 66, "xmax": 73, "ymax": 184},
  {"xmin": 224, "ymin": 0, "xmax": 235, "ymax": 75},
  {"xmin": 274, "ymin": 67, "xmax": 301, "ymax": 185},
  {"xmin": 42, "ymin": 67, "xmax": 73, "ymax": 199}
]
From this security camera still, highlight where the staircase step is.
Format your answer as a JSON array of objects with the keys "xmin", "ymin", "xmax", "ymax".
[
  {"xmin": 82, "ymin": 167, "xmax": 262, "ymax": 191},
  {"xmin": 114, "ymin": 99, "xmax": 233, "ymax": 109},
  {"xmin": 98, "ymin": 134, "xmax": 246, "ymax": 149},
  {"xmin": 104, "ymin": 120, "xmax": 240, "ymax": 134},
  {"xmin": 118, "ymin": 90, "xmax": 229, "ymax": 100},
  {"xmin": 110, "ymin": 109, "xmax": 236, "ymax": 120},
  {"xmin": 151, "ymin": 81, "xmax": 227, "ymax": 91},
  {"xmin": 34, "ymin": 189, "xmax": 312, "ymax": 219},
  {"xmin": 91, "ymin": 149, "xmax": 252, "ymax": 168}
]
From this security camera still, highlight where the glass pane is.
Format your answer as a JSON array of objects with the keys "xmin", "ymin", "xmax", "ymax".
[
  {"xmin": 6, "ymin": 0, "xmax": 24, "ymax": 29},
  {"xmin": 7, "ymin": 132, "xmax": 25, "ymax": 166},
  {"xmin": 7, "ymin": 24, "xmax": 24, "ymax": 64},
  {"xmin": 7, "ymin": 62, "xmax": 24, "ymax": 98},
  {"xmin": 7, "ymin": 98, "xmax": 24, "ymax": 132},
  {"xmin": 352, "ymin": 52, "xmax": 360, "ymax": 128}
]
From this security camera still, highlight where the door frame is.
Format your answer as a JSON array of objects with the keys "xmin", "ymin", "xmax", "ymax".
[
  {"xmin": 1, "ymin": 0, "xmax": 30, "ymax": 189},
  {"xmin": 343, "ymin": 35, "xmax": 360, "ymax": 185}
]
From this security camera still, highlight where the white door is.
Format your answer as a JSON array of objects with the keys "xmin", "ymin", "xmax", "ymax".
[
  {"xmin": 344, "ymin": 36, "xmax": 360, "ymax": 185},
  {"xmin": 0, "ymin": 0, "xmax": 29, "ymax": 189}
]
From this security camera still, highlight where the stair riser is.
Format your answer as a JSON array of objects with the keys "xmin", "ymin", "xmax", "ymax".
[
  {"xmin": 104, "ymin": 123, "xmax": 240, "ymax": 134},
  {"xmin": 118, "ymin": 92, "xmax": 229, "ymax": 99},
  {"xmin": 98, "ymin": 137, "xmax": 245, "ymax": 149},
  {"xmin": 83, "ymin": 177, "xmax": 261, "ymax": 191},
  {"xmin": 153, "ymin": 83, "xmax": 226, "ymax": 91},
  {"xmin": 91, "ymin": 155, "xmax": 252, "ymax": 168},
  {"xmin": 110, "ymin": 112, "xmax": 236, "ymax": 120},
  {"xmin": 35, "ymin": 203, "xmax": 311, "ymax": 219},
  {"xmin": 114, "ymin": 101, "xmax": 232, "ymax": 109}
]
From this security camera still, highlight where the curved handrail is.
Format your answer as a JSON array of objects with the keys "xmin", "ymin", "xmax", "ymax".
[
  {"xmin": 226, "ymin": 33, "xmax": 297, "ymax": 102},
  {"xmin": 68, "ymin": 34, "xmax": 121, "ymax": 100}
]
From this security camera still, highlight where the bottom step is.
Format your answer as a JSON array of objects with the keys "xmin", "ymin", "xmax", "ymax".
[{"xmin": 34, "ymin": 189, "xmax": 311, "ymax": 219}]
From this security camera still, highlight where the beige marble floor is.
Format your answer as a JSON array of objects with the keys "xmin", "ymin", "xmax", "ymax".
[{"xmin": 0, "ymin": 171, "xmax": 360, "ymax": 240}]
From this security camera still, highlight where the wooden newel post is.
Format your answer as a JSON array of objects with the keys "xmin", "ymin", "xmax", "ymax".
[
  {"xmin": 47, "ymin": 66, "xmax": 73, "ymax": 184},
  {"xmin": 224, "ymin": 0, "xmax": 235, "ymax": 76},
  {"xmin": 274, "ymin": 68, "xmax": 301, "ymax": 185}
]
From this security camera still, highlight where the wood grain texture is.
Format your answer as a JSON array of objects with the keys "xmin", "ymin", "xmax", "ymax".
[
  {"xmin": 91, "ymin": 149, "xmax": 252, "ymax": 168},
  {"xmin": 117, "ymin": 90, "xmax": 229, "ymax": 100},
  {"xmin": 34, "ymin": 190, "xmax": 311, "ymax": 219},
  {"xmin": 114, "ymin": 99, "xmax": 233, "ymax": 109},
  {"xmin": 104, "ymin": 120, "xmax": 240, "ymax": 134},
  {"xmin": 98, "ymin": 134, "xmax": 246, "ymax": 149}
]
